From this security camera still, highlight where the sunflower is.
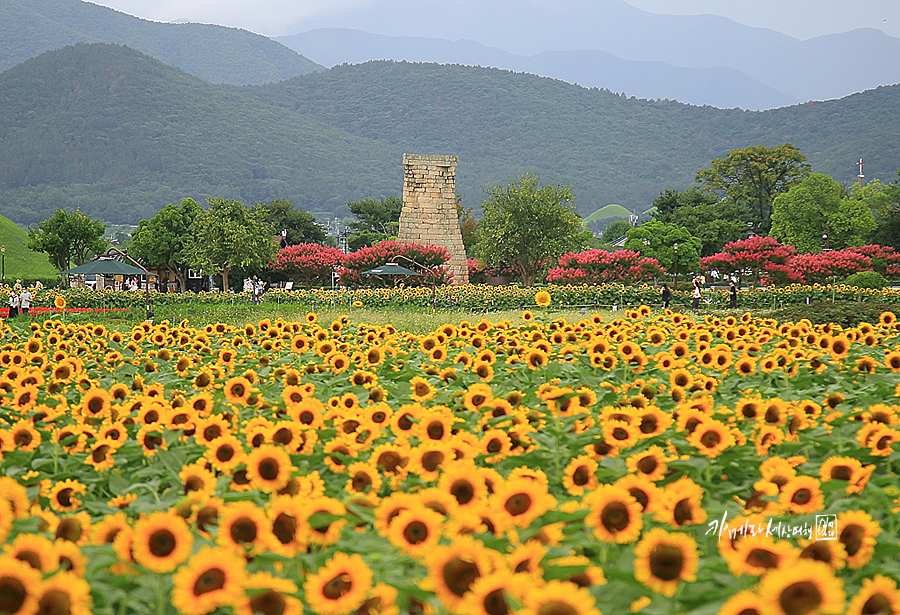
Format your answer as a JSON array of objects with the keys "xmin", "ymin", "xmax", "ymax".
[
  {"xmin": 131, "ymin": 511, "xmax": 194, "ymax": 573},
  {"xmin": 463, "ymin": 569, "xmax": 531, "ymax": 615},
  {"xmin": 54, "ymin": 294, "xmax": 67, "ymax": 310},
  {"xmin": 583, "ymin": 484, "xmax": 643, "ymax": 544},
  {"xmin": 686, "ymin": 419, "xmax": 736, "ymax": 458},
  {"xmin": 819, "ymin": 457, "xmax": 873, "ymax": 495},
  {"xmin": 758, "ymin": 560, "xmax": 845, "ymax": 615},
  {"xmin": 4, "ymin": 533, "xmax": 58, "ymax": 572},
  {"xmin": 836, "ymin": 510, "xmax": 880, "ymax": 569},
  {"xmin": 602, "ymin": 419, "xmax": 640, "ymax": 451},
  {"xmin": 615, "ymin": 474, "xmax": 664, "ymax": 515},
  {"xmin": 534, "ymin": 291, "xmax": 552, "ymax": 307},
  {"xmin": 438, "ymin": 462, "xmax": 488, "ymax": 509},
  {"xmin": 245, "ymin": 445, "xmax": 294, "ymax": 493},
  {"xmin": 217, "ymin": 500, "xmax": 274, "ymax": 556},
  {"xmin": 562, "ymin": 455, "xmax": 599, "ymax": 496},
  {"xmin": 223, "ymin": 376, "xmax": 254, "ymax": 405},
  {"xmin": 625, "ymin": 446, "xmax": 670, "ymax": 482},
  {"xmin": 716, "ymin": 590, "xmax": 773, "ymax": 615},
  {"xmin": 778, "ymin": 476, "xmax": 824, "ymax": 515},
  {"xmin": 35, "ymin": 571, "xmax": 92, "ymax": 615},
  {"xmin": 0, "ymin": 554, "xmax": 42, "ymax": 615},
  {"xmin": 344, "ymin": 462, "xmax": 383, "ymax": 499},
  {"xmin": 723, "ymin": 533, "xmax": 800, "ymax": 576},
  {"xmin": 846, "ymin": 575, "xmax": 900, "ymax": 615},
  {"xmin": 171, "ymin": 546, "xmax": 248, "ymax": 615},
  {"xmin": 205, "ymin": 434, "xmax": 246, "ymax": 473},
  {"xmin": 304, "ymin": 497, "xmax": 347, "ymax": 547},
  {"xmin": 409, "ymin": 376, "xmax": 437, "ymax": 402},
  {"xmin": 633, "ymin": 528, "xmax": 698, "ymax": 597},
  {"xmin": 46, "ymin": 479, "xmax": 86, "ymax": 513},
  {"xmin": 490, "ymin": 477, "xmax": 557, "ymax": 531},
  {"xmin": 387, "ymin": 505, "xmax": 444, "ymax": 558},
  {"xmin": 425, "ymin": 535, "xmax": 499, "ymax": 612},
  {"xmin": 519, "ymin": 579, "xmax": 601, "ymax": 615},
  {"xmin": 660, "ymin": 477, "xmax": 707, "ymax": 528},
  {"xmin": 304, "ymin": 552, "xmax": 373, "ymax": 615}
]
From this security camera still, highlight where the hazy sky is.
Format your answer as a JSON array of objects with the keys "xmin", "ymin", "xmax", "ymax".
[{"xmin": 88, "ymin": 0, "xmax": 900, "ymax": 40}]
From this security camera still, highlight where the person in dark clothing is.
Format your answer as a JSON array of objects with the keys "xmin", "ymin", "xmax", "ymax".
[
  {"xmin": 729, "ymin": 281, "xmax": 738, "ymax": 309},
  {"xmin": 661, "ymin": 284, "xmax": 672, "ymax": 309}
]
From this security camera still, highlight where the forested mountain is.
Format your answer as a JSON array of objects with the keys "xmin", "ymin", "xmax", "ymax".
[
  {"xmin": 1, "ymin": 0, "xmax": 322, "ymax": 85},
  {"xmin": 0, "ymin": 44, "xmax": 398, "ymax": 225},
  {"xmin": 1, "ymin": 43, "xmax": 899, "ymax": 226}
]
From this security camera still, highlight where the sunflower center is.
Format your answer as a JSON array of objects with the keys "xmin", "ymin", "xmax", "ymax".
[
  {"xmin": 778, "ymin": 581, "xmax": 822, "ymax": 615},
  {"xmin": 504, "ymin": 493, "xmax": 532, "ymax": 516},
  {"xmin": 612, "ymin": 428, "xmax": 629, "ymax": 441},
  {"xmin": 0, "ymin": 577, "xmax": 26, "ymax": 614},
  {"xmin": 421, "ymin": 451, "xmax": 444, "ymax": 472},
  {"xmin": 87, "ymin": 396, "xmax": 106, "ymax": 414},
  {"xmin": 184, "ymin": 476, "xmax": 204, "ymax": 493},
  {"xmin": 839, "ymin": 525, "xmax": 864, "ymax": 556},
  {"xmin": 13, "ymin": 431, "xmax": 32, "ymax": 446},
  {"xmin": 403, "ymin": 521, "xmax": 429, "ymax": 545},
  {"xmin": 216, "ymin": 445, "xmax": 235, "ymax": 462},
  {"xmin": 273, "ymin": 428, "xmax": 293, "ymax": 445},
  {"xmin": 258, "ymin": 458, "xmax": 280, "ymax": 481},
  {"xmin": 649, "ymin": 544, "xmax": 684, "ymax": 581},
  {"xmin": 230, "ymin": 383, "xmax": 245, "ymax": 398},
  {"xmin": 149, "ymin": 529, "xmax": 176, "ymax": 557},
  {"xmin": 572, "ymin": 466, "xmax": 590, "ymax": 486},
  {"xmin": 37, "ymin": 589, "xmax": 71, "ymax": 615},
  {"xmin": 272, "ymin": 513, "xmax": 297, "ymax": 545},
  {"xmin": 673, "ymin": 500, "xmax": 694, "ymax": 526},
  {"xmin": 230, "ymin": 518, "xmax": 258, "ymax": 544},
  {"xmin": 536, "ymin": 601, "xmax": 577, "ymax": 615},
  {"xmin": 791, "ymin": 489, "xmax": 811, "ymax": 505},
  {"xmin": 600, "ymin": 502, "xmax": 631, "ymax": 533},
  {"xmin": 486, "ymin": 439, "xmax": 502, "ymax": 453},
  {"xmin": 442, "ymin": 558, "xmax": 480, "ymax": 596},
  {"xmin": 56, "ymin": 488, "xmax": 74, "ymax": 507},
  {"xmin": 483, "ymin": 589, "xmax": 509, "ymax": 615},
  {"xmin": 203, "ymin": 425, "xmax": 222, "ymax": 441},
  {"xmin": 639, "ymin": 416, "xmax": 658, "ymax": 433},
  {"xmin": 250, "ymin": 590, "xmax": 286, "ymax": 615},
  {"xmin": 862, "ymin": 594, "xmax": 892, "ymax": 615},
  {"xmin": 427, "ymin": 422, "xmax": 444, "ymax": 439},
  {"xmin": 700, "ymin": 431, "xmax": 721, "ymax": 448},
  {"xmin": 352, "ymin": 473, "xmax": 372, "ymax": 492},
  {"xmin": 193, "ymin": 568, "xmax": 226, "ymax": 596},
  {"xmin": 636, "ymin": 457, "xmax": 658, "ymax": 475},
  {"xmin": 746, "ymin": 548, "xmax": 779, "ymax": 569},
  {"xmin": 450, "ymin": 480, "xmax": 475, "ymax": 505},
  {"xmin": 322, "ymin": 574, "xmax": 352, "ymax": 600},
  {"xmin": 92, "ymin": 445, "xmax": 111, "ymax": 463}
]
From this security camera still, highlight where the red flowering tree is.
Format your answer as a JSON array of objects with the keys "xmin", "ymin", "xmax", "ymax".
[
  {"xmin": 700, "ymin": 236, "xmax": 799, "ymax": 287},
  {"xmin": 547, "ymin": 249, "xmax": 664, "ymax": 284},
  {"xmin": 270, "ymin": 243, "xmax": 345, "ymax": 288},
  {"xmin": 788, "ymin": 249, "xmax": 872, "ymax": 284},
  {"xmin": 340, "ymin": 240, "xmax": 451, "ymax": 287},
  {"xmin": 846, "ymin": 245, "xmax": 900, "ymax": 277}
]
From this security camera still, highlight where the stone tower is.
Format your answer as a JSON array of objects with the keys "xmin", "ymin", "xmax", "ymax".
[{"xmin": 398, "ymin": 154, "xmax": 469, "ymax": 285}]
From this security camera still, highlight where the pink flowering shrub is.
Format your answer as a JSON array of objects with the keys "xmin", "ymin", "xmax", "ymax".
[
  {"xmin": 270, "ymin": 243, "xmax": 346, "ymax": 288},
  {"xmin": 788, "ymin": 249, "xmax": 873, "ymax": 284},
  {"xmin": 547, "ymin": 249, "xmax": 664, "ymax": 284},
  {"xmin": 701, "ymin": 236, "xmax": 799, "ymax": 286},
  {"xmin": 340, "ymin": 240, "xmax": 451, "ymax": 287}
]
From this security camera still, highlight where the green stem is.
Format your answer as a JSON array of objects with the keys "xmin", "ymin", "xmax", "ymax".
[{"xmin": 156, "ymin": 574, "xmax": 167, "ymax": 615}]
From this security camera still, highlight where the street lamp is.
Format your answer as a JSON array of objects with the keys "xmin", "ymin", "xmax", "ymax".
[
  {"xmin": 107, "ymin": 247, "xmax": 154, "ymax": 320},
  {"xmin": 822, "ymin": 234, "xmax": 829, "ymax": 251},
  {"xmin": 1, "ymin": 245, "xmax": 5, "ymax": 285},
  {"xmin": 672, "ymin": 243, "xmax": 679, "ymax": 289}
]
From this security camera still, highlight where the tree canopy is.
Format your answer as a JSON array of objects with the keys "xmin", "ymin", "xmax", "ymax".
[
  {"xmin": 254, "ymin": 199, "xmax": 327, "ymax": 247},
  {"xmin": 623, "ymin": 220, "xmax": 702, "ymax": 279},
  {"xmin": 650, "ymin": 188, "xmax": 747, "ymax": 256},
  {"xmin": 184, "ymin": 198, "xmax": 277, "ymax": 291},
  {"xmin": 128, "ymin": 198, "xmax": 203, "ymax": 291},
  {"xmin": 695, "ymin": 144, "xmax": 810, "ymax": 235},
  {"xmin": 770, "ymin": 174, "xmax": 876, "ymax": 253},
  {"xmin": 476, "ymin": 173, "xmax": 588, "ymax": 287},
  {"xmin": 26, "ymin": 208, "xmax": 107, "ymax": 272},
  {"xmin": 346, "ymin": 197, "xmax": 403, "ymax": 250}
]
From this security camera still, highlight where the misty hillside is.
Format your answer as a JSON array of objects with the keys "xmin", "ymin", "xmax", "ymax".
[
  {"xmin": 279, "ymin": 0, "xmax": 900, "ymax": 109},
  {"xmin": 1, "ymin": 0, "xmax": 322, "ymax": 85},
  {"xmin": 1, "ymin": 44, "xmax": 898, "ymax": 227}
]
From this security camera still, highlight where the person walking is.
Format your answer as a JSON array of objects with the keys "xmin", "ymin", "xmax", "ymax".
[
  {"xmin": 729, "ymin": 280, "xmax": 738, "ymax": 309},
  {"xmin": 660, "ymin": 284, "xmax": 672, "ymax": 309},
  {"xmin": 8, "ymin": 286, "xmax": 20, "ymax": 318},
  {"xmin": 690, "ymin": 278, "xmax": 702, "ymax": 310},
  {"xmin": 19, "ymin": 285, "xmax": 32, "ymax": 316}
]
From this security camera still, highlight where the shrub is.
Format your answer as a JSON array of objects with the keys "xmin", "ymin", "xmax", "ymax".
[
  {"xmin": 547, "ymin": 249, "xmax": 664, "ymax": 284},
  {"xmin": 768, "ymin": 300, "xmax": 896, "ymax": 327},
  {"xmin": 843, "ymin": 271, "xmax": 890, "ymax": 289},
  {"xmin": 340, "ymin": 240, "xmax": 451, "ymax": 287}
]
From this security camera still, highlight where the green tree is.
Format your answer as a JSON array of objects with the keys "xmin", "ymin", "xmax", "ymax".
[
  {"xmin": 600, "ymin": 220, "xmax": 633, "ymax": 244},
  {"xmin": 254, "ymin": 198, "xmax": 327, "ymax": 246},
  {"xmin": 184, "ymin": 197, "xmax": 276, "ymax": 291},
  {"xmin": 476, "ymin": 173, "xmax": 587, "ymax": 287},
  {"xmin": 651, "ymin": 188, "xmax": 748, "ymax": 256},
  {"xmin": 861, "ymin": 175, "xmax": 900, "ymax": 250},
  {"xmin": 128, "ymin": 198, "xmax": 203, "ymax": 291},
  {"xmin": 623, "ymin": 220, "xmax": 702, "ymax": 277},
  {"xmin": 457, "ymin": 202, "xmax": 481, "ymax": 258},
  {"xmin": 346, "ymin": 196, "xmax": 402, "ymax": 250},
  {"xmin": 771, "ymin": 174, "xmax": 876, "ymax": 253},
  {"xmin": 26, "ymin": 208, "xmax": 107, "ymax": 272},
  {"xmin": 696, "ymin": 144, "xmax": 811, "ymax": 234}
]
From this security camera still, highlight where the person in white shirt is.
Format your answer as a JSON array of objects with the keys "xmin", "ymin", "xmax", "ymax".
[{"xmin": 19, "ymin": 287, "xmax": 32, "ymax": 316}]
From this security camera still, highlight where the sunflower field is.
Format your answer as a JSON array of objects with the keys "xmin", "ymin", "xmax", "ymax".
[{"xmin": 0, "ymin": 302, "xmax": 899, "ymax": 615}]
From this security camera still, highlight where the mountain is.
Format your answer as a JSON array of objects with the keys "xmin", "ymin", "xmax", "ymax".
[
  {"xmin": 278, "ymin": 0, "xmax": 900, "ymax": 109},
  {"xmin": 277, "ymin": 29, "xmax": 794, "ymax": 110},
  {"xmin": 1, "ymin": 0, "xmax": 322, "ymax": 85},
  {"xmin": 0, "ymin": 44, "xmax": 399, "ymax": 225},
  {"xmin": 2, "ymin": 44, "xmax": 899, "ymax": 227}
]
